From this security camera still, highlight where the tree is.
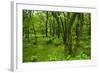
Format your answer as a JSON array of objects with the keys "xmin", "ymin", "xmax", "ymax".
[{"xmin": 45, "ymin": 11, "xmax": 48, "ymax": 37}]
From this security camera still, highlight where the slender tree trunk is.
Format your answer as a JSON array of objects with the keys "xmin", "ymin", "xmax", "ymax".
[
  {"xmin": 52, "ymin": 16, "xmax": 56, "ymax": 37},
  {"xmin": 80, "ymin": 14, "xmax": 84, "ymax": 35},
  {"xmin": 50, "ymin": 22, "xmax": 52, "ymax": 36},
  {"xmin": 88, "ymin": 13, "xmax": 91, "ymax": 36},
  {"xmin": 52, "ymin": 12, "xmax": 61, "ymax": 38},
  {"xmin": 27, "ymin": 11, "xmax": 31, "ymax": 42},
  {"xmin": 74, "ymin": 13, "xmax": 82, "ymax": 56},
  {"xmin": 59, "ymin": 13, "xmax": 65, "ymax": 43},
  {"xmin": 46, "ymin": 11, "xmax": 48, "ymax": 37}
]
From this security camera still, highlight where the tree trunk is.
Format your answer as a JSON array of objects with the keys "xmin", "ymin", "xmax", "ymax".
[
  {"xmin": 88, "ymin": 13, "xmax": 91, "ymax": 36},
  {"xmin": 46, "ymin": 11, "xmax": 48, "ymax": 37},
  {"xmin": 64, "ymin": 13, "xmax": 77, "ymax": 56}
]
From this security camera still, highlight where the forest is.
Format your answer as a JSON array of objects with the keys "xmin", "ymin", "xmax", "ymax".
[{"xmin": 23, "ymin": 10, "xmax": 91, "ymax": 62}]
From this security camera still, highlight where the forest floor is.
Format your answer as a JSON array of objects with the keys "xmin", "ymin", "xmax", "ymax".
[{"xmin": 23, "ymin": 36, "xmax": 91, "ymax": 62}]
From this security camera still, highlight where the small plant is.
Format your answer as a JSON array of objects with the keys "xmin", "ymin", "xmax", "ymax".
[
  {"xmin": 31, "ymin": 56, "xmax": 38, "ymax": 62},
  {"xmin": 48, "ymin": 55, "xmax": 57, "ymax": 61},
  {"xmin": 66, "ymin": 55, "xmax": 71, "ymax": 60}
]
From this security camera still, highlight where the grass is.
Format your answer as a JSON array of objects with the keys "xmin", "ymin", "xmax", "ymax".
[{"xmin": 23, "ymin": 36, "xmax": 91, "ymax": 63}]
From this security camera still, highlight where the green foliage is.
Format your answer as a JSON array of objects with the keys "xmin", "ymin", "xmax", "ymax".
[{"xmin": 23, "ymin": 10, "xmax": 91, "ymax": 62}]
